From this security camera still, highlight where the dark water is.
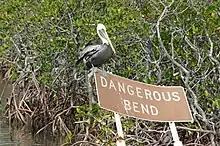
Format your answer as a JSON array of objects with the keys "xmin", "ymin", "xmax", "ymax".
[{"xmin": 0, "ymin": 78, "xmax": 64, "ymax": 146}]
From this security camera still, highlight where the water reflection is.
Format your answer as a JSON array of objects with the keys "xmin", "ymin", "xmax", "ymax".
[
  {"xmin": 0, "ymin": 78, "xmax": 15, "ymax": 146},
  {"xmin": 0, "ymin": 77, "xmax": 64, "ymax": 146}
]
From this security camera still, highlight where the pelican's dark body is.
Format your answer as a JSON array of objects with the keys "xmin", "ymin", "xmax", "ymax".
[{"xmin": 76, "ymin": 44, "xmax": 113, "ymax": 69}]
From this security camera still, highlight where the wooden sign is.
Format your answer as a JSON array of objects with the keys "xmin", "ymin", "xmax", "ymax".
[{"xmin": 94, "ymin": 70, "xmax": 193, "ymax": 122}]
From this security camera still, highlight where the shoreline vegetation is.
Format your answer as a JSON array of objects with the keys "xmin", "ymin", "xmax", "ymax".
[{"xmin": 1, "ymin": 0, "xmax": 220, "ymax": 145}]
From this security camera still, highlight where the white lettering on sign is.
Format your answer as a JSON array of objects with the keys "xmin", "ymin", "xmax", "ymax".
[
  {"xmin": 109, "ymin": 80, "xmax": 117, "ymax": 91},
  {"xmin": 101, "ymin": 76, "xmax": 107, "ymax": 87},
  {"xmin": 162, "ymin": 91, "xmax": 171, "ymax": 101},
  {"xmin": 153, "ymin": 91, "xmax": 161, "ymax": 101},
  {"xmin": 136, "ymin": 87, "xmax": 143, "ymax": 98},
  {"xmin": 100, "ymin": 76, "xmax": 180, "ymax": 102},
  {"xmin": 133, "ymin": 102, "xmax": 140, "ymax": 113},
  {"xmin": 127, "ymin": 85, "xmax": 134, "ymax": 95},
  {"xmin": 172, "ymin": 92, "xmax": 180, "ymax": 101},
  {"xmin": 150, "ymin": 105, "xmax": 158, "ymax": 115},
  {"xmin": 123, "ymin": 99, "xmax": 159, "ymax": 116},
  {"xmin": 145, "ymin": 89, "xmax": 153, "ymax": 100},
  {"xmin": 118, "ymin": 82, "xmax": 126, "ymax": 93}
]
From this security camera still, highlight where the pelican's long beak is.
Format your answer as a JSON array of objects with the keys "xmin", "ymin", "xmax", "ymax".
[{"xmin": 106, "ymin": 36, "xmax": 116, "ymax": 54}]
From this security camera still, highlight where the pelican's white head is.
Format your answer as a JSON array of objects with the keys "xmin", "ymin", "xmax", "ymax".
[{"xmin": 97, "ymin": 24, "xmax": 116, "ymax": 54}]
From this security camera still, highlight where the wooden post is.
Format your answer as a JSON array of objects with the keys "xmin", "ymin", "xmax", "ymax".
[
  {"xmin": 169, "ymin": 122, "xmax": 183, "ymax": 146},
  {"xmin": 86, "ymin": 70, "xmax": 93, "ymax": 107},
  {"xmin": 87, "ymin": 67, "xmax": 98, "ymax": 105},
  {"xmin": 114, "ymin": 113, "xmax": 126, "ymax": 146}
]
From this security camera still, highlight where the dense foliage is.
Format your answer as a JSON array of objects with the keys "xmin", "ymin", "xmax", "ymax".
[{"xmin": 1, "ymin": 0, "xmax": 220, "ymax": 145}]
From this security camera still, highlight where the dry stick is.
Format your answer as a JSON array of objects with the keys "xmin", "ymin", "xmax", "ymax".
[
  {"xmin": 206, "ymin": 30, "xmax": 220, "ymax": 92},
  {"xmin": 183, "ymin": 36, "xmax": 208, "ymax": 121},
  {"xmin": 185, "ymin": 143, "xmax": 204, "ymax": 146},
  {"xmin": 0, "ymin": 82, "xmax": 6, "ymax": 103},
  {"xmin": 11, "ymin": 84, "xmax": 27, "ymax": 124},
  {"xmin": 58, "ymin": 116, "xmax": 72, "ymax": 135},
  {"xmin": 182, "ymin": 28, "xmax": 217, "ymax": 146},
  {"xmin": 156, "ymin": 0, "xmax": 207, "ymax": 123},
  {"xmin": 82, "ymin": 69, "xmax": 92, "ymax": 143},
  {"xmin": 194, "ymin": 132, "xmax": 210, "ymax": 144},
  {"xmin": 18, "ymin": 84, "xmax": 30, "ymax": 109},
  {"xmin": 36, "ymin": 121, "xmax": 54, "ymax": 135},
  {"xmin": 205, "ymin": 31, "xmax": 219, "ymax": 146},
  {"xmin": 83, "ymin": 126, "xmax": 89, "ymax": 141},
  {"xmin": 7, "ymin": 86, "xmax": 14, "ymax": 131},
  {"xmin": 155, "ymin": 1, "xmax": 202, "ymax": 146},
  {"xmin": 86, "ymin": 69, "xmax": 93, "ymax": 107},
  {"xmin": 125, "ymin": 137, "xmax": 151, "ymax": 145},
  {"xmin": 176, "ymin": 126, "xmax": 215, "ymax": 134},
  {"xmin": 206, "ymin": 31, "xmax": 220, "ymax": 67},
  {"xmin": 157, "ymin": 3, "xmax": 216, "ymax": 145},
  {"xmin": 68, "ymin": 12, "xmax": 79, "ymax": 107},
  {"xmin": 32, "ymin": 71, "xmax": 41, "ymax": 94},
  {"xmin": 84, "ymin": 70, "xmax": 95, "ymax": 142},
  {"xmin": 178, "ymin": 35, "xmax": 203, "ymax": 127},
  {"xmin": 55, "ymin": 106, "xmax": 79, "ymax": 119},
  {"xmin": 71, "ymin": 141, "xmax": 100, "ymax": 146},
  {"xmin": 40, "ymin": 86, "xmax": 47, "ymax": 135}
]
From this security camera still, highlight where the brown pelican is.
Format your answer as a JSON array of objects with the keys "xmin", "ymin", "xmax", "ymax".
[
  {"xmin": 75, "ymin": 24, "xmax": 116, "ymax": 69},
  {"xmin": 74, "ymin": 24, "xmax": 115, "ymax": 104}
]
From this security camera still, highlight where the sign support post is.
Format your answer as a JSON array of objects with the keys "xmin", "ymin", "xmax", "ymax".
[
  {"xmin": 114, "ymin": 113, "xmax": 126, "ymax": 146},
  {"xmin": 169, "ymin": 122, "xmax": 183, "ymax": 146}
]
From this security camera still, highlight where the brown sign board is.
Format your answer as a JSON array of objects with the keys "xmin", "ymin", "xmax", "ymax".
[{"xmin": 94, "ymin": 70, "xmax": 193, "ymax": 122}]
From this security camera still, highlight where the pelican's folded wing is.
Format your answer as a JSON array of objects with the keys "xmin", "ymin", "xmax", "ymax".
[{"xmin": 76, "ymin": 45, "xmax": 101, "ymax": 65}]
